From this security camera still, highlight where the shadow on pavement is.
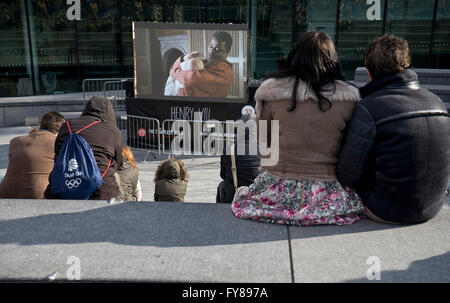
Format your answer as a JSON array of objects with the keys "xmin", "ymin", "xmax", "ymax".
[
  {"xmin": 344, "ymin": 252, "xmax": 450, "ymax": 283},
  {"xmin": 0, "ymin": 201, "xmax": 405, "ymax": 248}
]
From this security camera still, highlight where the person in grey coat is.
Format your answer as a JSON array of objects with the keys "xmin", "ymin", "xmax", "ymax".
[{"xmin": 116, "ymin": 146, "xmax": 142, "ymax": 201}]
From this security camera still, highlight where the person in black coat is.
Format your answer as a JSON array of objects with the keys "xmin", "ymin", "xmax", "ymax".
[
  {"xmin": 216, "ymin": 113, "xmax": 261, "ymax": 203},
  {"xmin": 337, "ymin": 35, "xmax": 450, "ymax": 224}
]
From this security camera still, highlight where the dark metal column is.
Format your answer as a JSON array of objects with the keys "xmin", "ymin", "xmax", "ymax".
[
  {"xmin": 23, "ymin": 0, "xmax": 36, "ymax": 95},
  {"xmin": 291, "ymin": 0, "xmax": 298, "ymax": 48},
  {"xmin": 335, "ymin": 0, "xmax": 342, "ymax": 48},
  {"xmin": 204, "ymin": 0, "xmax": 209, "ymax": 23},
  {"xmin": 74, "ymin": 21, "xmax": 82, "ymax": 91},
  {"xmin": 429, "ymin": 0, "xmax": 439, "ymax": 67},
  {"xmin": 117, "ymin": 0, "xmax": 124, "ymax": 77},
  {"xmin": 163, "ymin": 1, "xmax": 168, "ymax": 22},
  {"xmin": 382, "ymin": 0, "xmax": 389, "ymax": 34}
]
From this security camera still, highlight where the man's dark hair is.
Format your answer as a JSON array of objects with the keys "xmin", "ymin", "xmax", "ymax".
[
  {"xmin": 40, "ymin": 111, "xmax": 66, "ymax": 134},
  {"xmin": 365, "ymin": 35, "xmax": 411, "ymax": 80},
  {"xmin": 268, "ymin": 31, "xmax": 345, "ymax": 112},
  {"xmin": 212, "ymin": 31, "xmax": 233, "ymax": 53}
]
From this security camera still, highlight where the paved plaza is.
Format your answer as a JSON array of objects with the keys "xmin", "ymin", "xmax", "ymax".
[{"xmin": 0, "ymin": 126, "xmax": 449, "ymax": 282}]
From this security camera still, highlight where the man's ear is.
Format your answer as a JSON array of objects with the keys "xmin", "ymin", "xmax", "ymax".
[{"xmin": 366, "ymin": 68, "xmax": 374, "ymax": 81}]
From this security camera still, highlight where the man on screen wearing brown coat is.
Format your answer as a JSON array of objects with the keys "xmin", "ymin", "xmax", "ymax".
[{"xmin": 169, "ymin": 31, "xmax": 234, "ymax": 98}]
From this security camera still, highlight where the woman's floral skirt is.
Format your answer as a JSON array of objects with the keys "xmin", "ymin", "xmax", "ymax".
[{"xmin": 231, "ymin": 171, "xmax": 366, "ymax": 226}]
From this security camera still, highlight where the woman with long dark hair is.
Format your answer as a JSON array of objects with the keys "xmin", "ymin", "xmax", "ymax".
[{"xmin": 231, "ymin": 32, "xmax": 365, "ymax": 226}]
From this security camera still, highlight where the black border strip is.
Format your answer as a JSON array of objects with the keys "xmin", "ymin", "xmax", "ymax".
[{"xmin": 133, "ymin": 22, "xmax": 248, "ymax": 31}]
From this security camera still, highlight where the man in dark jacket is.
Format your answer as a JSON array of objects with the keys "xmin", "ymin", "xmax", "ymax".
[
  {"xmin": 337, "ymin": 35, "xmax": 450, "ymax": 224},
  {"xmin": 216, "ymin": 113, "xmax": 261, "ymax": 203},
  {"xmin": 46, "ymin": 97, "xmax": 123, "ymax": 200}
]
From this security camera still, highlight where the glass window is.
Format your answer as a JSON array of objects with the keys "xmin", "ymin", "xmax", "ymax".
[
  {"xmin": 78, "ymin": 0, "xmax": 121, "ymax": 79},
  {"xmin": 180, "ymin": 0, "xmax": 206, "ymax": 23},
  {"xmin": 31, "ymin": 0, "xmax": 80, "ymax": 94},
  {"xmin": 165, "ymin": 0, "xmax": 182, "ymax": 23},
  {"xmin": 121, "ymin": 0, "xmax": 164, "ymax": 78},
  {"xmin": 337, "ymin": 0, "xmax": 385, "ymax": 80},
  {"xmin": 208, "ymin": 0, "xmax": 247, "ymax": 24},
  {"xmin": 385, "ymin": 0, "xmax": 435, "ymax": 68},
  {"xmin": 253, "ymin": 0, "xmax": 338, "ymax": 80},
  {"xmin": 304, "ymin": 0, "xmax": 337, "ymax": 41},
  {"xmin": 0, "ymin": 1, "xmax": 33, "ymax": 97},
  {"xmin": 252, "ymin": 0, "xmax": 293, "ymax": 79},
  {"xmin": 432, "ymin": 0, "xmax": 450, "ymax": 68}
]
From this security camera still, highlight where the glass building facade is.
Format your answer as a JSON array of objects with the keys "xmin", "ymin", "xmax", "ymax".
[{"xmin": 1, "ymin": 0, "xmax": 449, "ymax": 97}]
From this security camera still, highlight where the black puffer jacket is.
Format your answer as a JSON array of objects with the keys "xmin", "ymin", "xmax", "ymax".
[
  {"xmin": 46, "ymin": 97, "xmax": 123, "ymax": 200},
  {"xmin": 220, "ymin": 115, "xmax": 261, "ymax": 187},
  {"xmin": 220, "ymin": 152, "xmax": 260, "ymax": 187},
  {"xmin": 337, "ymin": 68, "xmax": 450, "ymax": 223}
]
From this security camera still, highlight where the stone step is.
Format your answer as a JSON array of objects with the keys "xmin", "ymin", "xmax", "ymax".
[
  {"xmin": 0, "ymin": 199, "xmax": 448, "ymax": 282},
  {"xmin": 24, "ymin": 111, "xmax": 83, "ymax": 127}
]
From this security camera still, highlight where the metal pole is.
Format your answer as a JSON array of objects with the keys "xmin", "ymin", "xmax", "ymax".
[
  {"xmin": 382, "ymin": 0, "xmax": 389, "ymax": 34},
  {"xmin": 74, "ymin": 21, "xmax": 82, "ymax": 92},
  {"xmin": 335, "ymin": 0, "xmax": 342, "ymax": 48},
  {"xmin": 23, "ymin": 0, "xmax": 37, "ymax": 95},
  {"xmin": 429, "ymin": 0, "xmax": 439, "ymax": 67}
]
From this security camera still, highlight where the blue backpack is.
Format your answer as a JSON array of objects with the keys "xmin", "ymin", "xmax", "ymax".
[{"xmin": 50, "ymin": 121, "xmax": 112, "ymax": 199}]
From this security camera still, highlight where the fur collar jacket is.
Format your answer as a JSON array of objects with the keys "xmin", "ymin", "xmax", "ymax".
[{"xmin": 254, "ymin": 77, "xmax": 360, "ymax": 180}]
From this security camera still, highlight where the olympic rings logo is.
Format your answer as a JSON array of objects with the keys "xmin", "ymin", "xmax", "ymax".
[{"xmin": 65, "ymin": 178, "xmax": 82, "ymax": 189}]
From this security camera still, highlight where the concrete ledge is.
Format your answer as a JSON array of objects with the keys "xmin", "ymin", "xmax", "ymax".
[
  {"xmin": 0, "ymin": 98, "xmax": 85, "ymax": 127},
  {"xmin": 0, "ymin": 199, "xmax": 448, "ymax": 282}
]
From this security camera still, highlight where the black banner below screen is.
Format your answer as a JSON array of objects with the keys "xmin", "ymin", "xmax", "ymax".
[{"xmin": 125, "ymin": 98, "xmax": 251, "ymax": 150}]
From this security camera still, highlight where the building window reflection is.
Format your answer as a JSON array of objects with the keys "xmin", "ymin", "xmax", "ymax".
[
  {"xmin": 77, "ymin": 0, "xmax": 121, "ymax": 79},
  {"xmin": 433, "ymin": 0, "xmax": 450, "ymax": 68},
  {"xmin": 337, "ymin": 0, "xmax": 385, "ymax": 79},
  {"xmin": 32, "ymin": 0, "xmax": 79, "ymax": 95},
  {"xmin": 385, "ymin": 0, "xmax": 435, "ymax": 68},
  {"xmin": 1, "ymin": 0, "xmax": 449, "ymax": 97},
  {"xmin": 0, "ymin": 1, "xmax": 32, "ymax": 97}
]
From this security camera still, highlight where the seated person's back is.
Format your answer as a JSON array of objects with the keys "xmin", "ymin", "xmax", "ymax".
[
  {"xmin": 231, "ymin": 32, "xmax": 365, "ymax": 226},
  {"xmin": 0, "ymin": 111, "xmax": 65, "ymax": 199},
  {"xmin": 45, "ymin": 97, "xmax": 123, "ymax": 200},
  {"xmin": 217, "ymin": 113, "xmax": 261, "ymax": 203},
  {"xmin": 337, "ymin": 35, "xmax": 450, "ymax": 224},
  {"xmin": 116, "ymin": 145, "xmax": 142, "ymax": 201},
  {"xmin": 154, "ymin": 158, "xmax": 188, "ymax": 202}
]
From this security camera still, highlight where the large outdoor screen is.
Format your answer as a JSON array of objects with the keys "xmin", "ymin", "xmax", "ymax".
[{"xmin": 133, "ymin": 22, "xmax": 249, "ymax": 103}]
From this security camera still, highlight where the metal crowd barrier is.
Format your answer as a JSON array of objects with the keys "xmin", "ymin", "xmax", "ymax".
[
  {"xmin": 103, "ymin": 79, "xmax": 133, "ymax": 112},
  {"xmin": 82, "ymin": 78, "xmax": 132, "ymax": 105},
  {"xmin": 117, "ymin": 116, "xmax": 259, "ymax": 157},
  {"xmin": 161, "ymin": 119, "xmax": 237, "ymax": 156},
  {"xmin": 118, "ymin": 114, "xmax": 161, "ymax": 155}
]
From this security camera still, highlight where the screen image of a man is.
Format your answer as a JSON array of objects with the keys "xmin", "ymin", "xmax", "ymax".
[{"xmin": 169, "ymin": 31, "xmax": 234, "ymax": 98}]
